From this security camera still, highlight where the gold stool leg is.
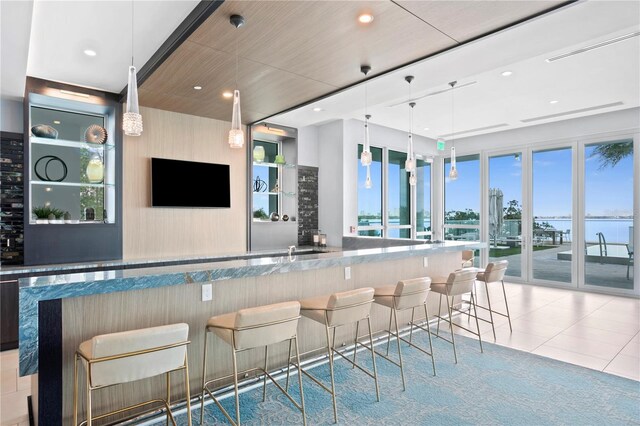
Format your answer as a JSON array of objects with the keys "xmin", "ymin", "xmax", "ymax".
[
  {"xmin": 392, "ymin": 307, "xmax": 406, "ymax": 391},
  {"xmin": 200, "ymin": 330, "xmax": 209, "ymax": 425},
  {"xmin": 324, "ymin": 323, "xmax": 338, "ymax": 423},
  {"xmin": 501, "ymin": 280, "xmax": 513, "ymax": 332},
  {"xmin": 424, "ymin": 303, "xmax": 436, "ymax": 376},
  {"xmin": 262, "ymin": 346, "xmax": 269, "ymax": 402},
  {"xmin": 86, "ymin": 372, "xmax": 92, "ymax": 426},
  {"xmin": 437, "ymin": 294, "xmax": 443, "ymax": 335},
  {"xmin": 470, "ymin": 292, "xmax": 484, "ymax": 353},
  {"xmin": 166, "ymin": 371, "xmax": 171, "ymax": 426},
  {"xmin": 385, "ymin": 309, "xmax": 393, "ymax": 356},
  {"xmin": 285, "ymin": 339, "xmax": 293, "ymax": 392},
  {"xmin": 73, "ymin": 353, "xmax": 79, "ymax": 426},
  {"xmin": 294, "ymin": 336, "xmax": 307, "ymax": 426},
  {"xmin": 352, "ymin": 320, "xmax": 360, "ymax": 368},
  {"xmin": 231, "ymin": 345, "xmax": 241, "ymax": 425},
  {"xmin": 445, "ymin": 294, "xmax": 458, "ymax": 364},
  {"xmin": 484, "ymin": 281, "xmax": 497, "ymax": 340},
  {"xmin": 366, "ymin": 317, "xmax": 380, "ymax": 402},
  {"xmin": 185, "ymin": 351, "xmax": 192, "ymax": 426}
]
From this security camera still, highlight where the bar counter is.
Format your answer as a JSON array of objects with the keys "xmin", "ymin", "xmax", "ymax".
[{"xmin": 17, "ymin": 241, "xmax": 485, "ymax": 425}]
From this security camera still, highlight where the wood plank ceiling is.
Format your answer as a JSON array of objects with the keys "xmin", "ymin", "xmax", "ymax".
[{"xmin": 139, "ymin": 0, "xmax": 565, "ymax": 124}]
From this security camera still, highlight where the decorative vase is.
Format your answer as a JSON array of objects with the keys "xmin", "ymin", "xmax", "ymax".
[
  {"xmin": 31, "ymin": 124, "xmax": 58, "ymax": 139},
  {"xmin": 282, "ymin": 214, "xmax": 289, "ymax": 222},
  {"xmin": 253, "ymin": 146, "xmax": 265, "ymax": 163},
  {"xmin": 270, "ymin": 212, "xmax": 280, "ymax": 221},
  {"xmin": 86, "ymin": 155, "xmax": 104, "ymax": 183},
  {"xmin": 274, "ymin": 154, "xmax": 286, "ymax": 165}
]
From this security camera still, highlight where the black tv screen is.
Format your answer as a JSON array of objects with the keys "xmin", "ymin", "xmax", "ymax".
[{"xmin": 151, "ymin": 158, "xmax": 230, "ymax": 208}]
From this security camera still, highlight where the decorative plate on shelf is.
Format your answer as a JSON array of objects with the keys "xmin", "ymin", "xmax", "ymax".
[{"xmin": 85, "ymin": 125, "xmax": 108, "ymax": 144}]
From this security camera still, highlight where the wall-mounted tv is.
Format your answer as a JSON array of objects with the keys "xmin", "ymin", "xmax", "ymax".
[{"xmin": 151, "ymin": 158, "xmax": 230, "ymax": 208}]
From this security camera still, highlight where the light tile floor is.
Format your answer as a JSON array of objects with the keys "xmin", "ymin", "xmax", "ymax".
[{"xmin": 0, "ymin": 282, "xmax": 638, "ymax": 426}]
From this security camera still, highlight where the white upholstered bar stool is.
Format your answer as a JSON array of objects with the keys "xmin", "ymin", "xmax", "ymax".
[
  {"xmin": 200, "ymin": 301, "xmax": 305, "ymax": 426},
  {"xmin": 299, "ymin": 288, "xmax": 379, "ymax": 423},
  {"xmin": 373, "ymin": 277, "xmax": 436, "ymax": 390},
  {"xmin": 474, "ymin": 260, "xmax": 511, "ymax": 339},
  {"xmin": 461, "ymin": 250, "xmax": 475, "ymax": 268},
  {"xmin": 73, "ymin": 323, "xmax": 192, "ymax": 426},
  {"xmin": 430, "ymin": 269, "xmax": 482, "ymax": 363}
]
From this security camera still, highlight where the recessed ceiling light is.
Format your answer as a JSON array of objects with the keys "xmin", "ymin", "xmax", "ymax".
[
  {"xmin": 53, "ymin": 120, "xmax": 61, "ymax": 125},
  {"xmin": 45, "ymin": 187, "xmax": 52, "ymax": 192},
  {"xmin": 423, "ymin": 127, "xmax": 429, "ymax": 130},
  {"xmin": 358, "ymin": 13, "xmax": 374, "ymax": 24},
  {"xmin": 312, "ymin": 107, "xmax": 323, "ymax": 112},
  {"xmin": 501, "ymin": 71, "xmax": 513, "ymax": 77},
  {"xmin": 193, "ymin": 86, "xmax": 202, "ymax": 90},
  {"xmin": 550, "ymin": 100, "xmax": 559, "ymax": 104},
  {"xmin": 222, "ymin": 91, "xmax": 233, "ymax": 98},
  {"xmin": 83, "ymin": 49, "xmax": 97, "ymax": 57}
]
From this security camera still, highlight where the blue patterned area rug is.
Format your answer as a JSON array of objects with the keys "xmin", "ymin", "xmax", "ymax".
[{"xmin": 172, "ymin": 333, "xmax": 639, "ymax": 425}]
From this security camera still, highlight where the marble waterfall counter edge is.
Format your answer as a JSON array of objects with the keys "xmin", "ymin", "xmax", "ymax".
[{"xmin": 18, "ymin": 241, "xmax": 485, "ymax": 375}]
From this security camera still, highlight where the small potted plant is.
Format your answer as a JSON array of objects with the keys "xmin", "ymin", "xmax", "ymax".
[
  {"xmin": 33, "ymin": 206, "xmax": 52, "ymax": 224},
  {"xmin": 48, "ymin": 208, "xmax": 65, "ymax": 224}
]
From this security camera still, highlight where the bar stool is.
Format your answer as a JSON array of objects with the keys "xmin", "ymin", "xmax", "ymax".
[
  {"xmin": 373, "ymin": 277, "xmax": 436, "ymax": 390},
  {"xmin": 461, "ymin": 250, "xmax": 475, "ymax": 268},
  {"xmin": 73, "ymin": 323, "xmax": 192, "ymax": 426},
  {"xmin": 430, "ymin": 269, "xmax": 482, "ymax": 363},
  {"xmin": 299, "ymin": 288, "xmax": 379, "ymax": 423},
  {"xmin": 201, "ymin": 301, "xmax": 305, "ymax": 426},
  {"xmin": 474, "ymin": 260, "xmax": 511, "ymax": 339}
]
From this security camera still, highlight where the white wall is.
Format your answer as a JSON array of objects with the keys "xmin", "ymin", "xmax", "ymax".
[
  {"xmin": 317, "ymin": 120, "xmax": 344, "ymax": 247},
  {"xmin": 1, "ymin": 98, "xmax": 23, "ymax": 133},
  {"xmin": 297, "ymin": 125, "xmax": 319, "ymax": 167}
]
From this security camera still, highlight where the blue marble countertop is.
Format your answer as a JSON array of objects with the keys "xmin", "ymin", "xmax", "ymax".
[{"xmin": 18, "ymin": 241, "xmax": 485, "ymax": 375}]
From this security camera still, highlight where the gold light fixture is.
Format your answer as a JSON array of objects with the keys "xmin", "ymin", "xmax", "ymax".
[
  {"xmin": 123, "ymin": 0, "xmax": 142, "ymax": 136},
  {"xmin": 449, "ymin": 81, "xmax": 458, "ymax": 181},
  {"xmin": 228, "ymin": 14, "xmax": 245, "ymax": 149}
]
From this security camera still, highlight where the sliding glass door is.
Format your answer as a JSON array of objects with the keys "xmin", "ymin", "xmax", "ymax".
[
  {"xmin": 531, "ymin": 147, "xmax": 573, "ymax": 284},
  {"xmin": 583, "ymin": 140, "xmax": 634, "ymax": 290},
  {"xmin": 488, "ymin": 152, "xmax": 524, "ymax": 279}
]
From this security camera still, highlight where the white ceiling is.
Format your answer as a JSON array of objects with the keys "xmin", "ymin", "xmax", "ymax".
[
  {"xmin": 1, "ymin": 1, "xmax": 34, "ymax": 100},
  {"xmin": 269, "ymin": 1, "xmax": 640, "ymax": 141},
  {"xmin": 1, "ymin": 0, "xmax": 199, "ymax": 100}
]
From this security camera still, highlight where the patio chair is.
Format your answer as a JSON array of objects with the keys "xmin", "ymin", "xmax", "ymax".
[
  {"xmin": 627, "ymin": 243, "xmax": 634, "ymax": 280},
  {"xmin": 564, "ymin": 229, "xmax": 571, "ymax": 243},
  {"xmin": 596, "ymin": 232, "xmax": 607, "ymax": 264}
]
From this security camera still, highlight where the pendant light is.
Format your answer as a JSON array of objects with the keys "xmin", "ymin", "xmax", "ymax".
[
  {"xmin": 123, "ymin": 0, "xmax": 142, "ymax": 136},
  {"xmin": 360, "ymin": 65, "xmax": 372, "ymax": 166},
  {"xmin": 228, "ymin": 14, "xmax": 245, "ymax": 149},
  {"xmin": 404, "ymin": 76, "xmax": 416, "ymax": 175},
  {"xmin": 448, "ymin": 81, "xmax": 459, "ymax": 181}
]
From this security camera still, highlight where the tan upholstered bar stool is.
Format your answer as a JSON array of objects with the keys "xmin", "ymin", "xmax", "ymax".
[
  {"xmin": 201, "ymin": 301, "xmax": 305, "ymax": 426},
  {"xmin": 73, "ymin": 323, "xmax": 192, "ymax": 426},
  {"xmin": 373, "ymin": 277, "xmax": 436, "ymax": 390},
  {"xmin": 430, "ymin": 269, "xmax": 482, "ymax": 363},
  {"xmin": 474, "ymin": 260, "xmax": 511, "ymax": 339},
  {"xmin": 461, "ymin": 250, "xmax": 475, "ymax": 268},
  {"xmin": 299, "ymin": 288, "xmax": 379, "ymax": 423}
]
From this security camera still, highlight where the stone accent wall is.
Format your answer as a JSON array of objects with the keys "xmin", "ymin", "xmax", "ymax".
[
  {"xmin": 1, "ymin": 133, "xmax": 24, "ymax": 265},
  {"xmin": 297, "ymin": 166, "xmax": 318, "ymax": 245}
]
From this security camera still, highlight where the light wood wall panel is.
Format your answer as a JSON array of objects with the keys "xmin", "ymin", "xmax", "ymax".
[
  {"xmin": 61, "ymin": 252, "xmax": 461, "ymax": 424},
  {"xmin": 123, "ymin": 106, "xmax": 247, "ymax": 259}
]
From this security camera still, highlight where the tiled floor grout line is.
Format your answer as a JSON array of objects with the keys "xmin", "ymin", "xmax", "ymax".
[{"xmin": 603, "ymin": 330, "xmax": 640, "ymax": 371}]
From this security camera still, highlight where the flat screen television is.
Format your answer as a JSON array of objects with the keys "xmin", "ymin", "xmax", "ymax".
[{"xmin": 151, "ymin": 158, "xmax": 231, "ymax": 208}]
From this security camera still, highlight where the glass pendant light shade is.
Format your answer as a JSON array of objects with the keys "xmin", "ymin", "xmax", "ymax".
[
  {"xmin": 409, "ymin": 172, "xmax": 417, "ymax": 186},
  {"xmin": 365, "ymin": 164, "xmax": 372, "ymax": 189},
  {"xmin": 449, "ymin": 146, "xmax": 458, "ymax": 180},
  {"xmin": 360, "ymin": 115, "xmax": 372, "ymax": 166},
  {"xmin": 123, "ymin": 65, "xmax": 143, "ymax": 136},
  {"xmin": 228, "ymin": 89, "xmax": 244, "ymax": 148}
]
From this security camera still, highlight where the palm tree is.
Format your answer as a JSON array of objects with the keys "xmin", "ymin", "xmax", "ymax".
[{"xmin": 591, "ymin": 141, "xmax": 633, "ymax": 169}]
